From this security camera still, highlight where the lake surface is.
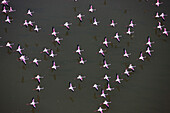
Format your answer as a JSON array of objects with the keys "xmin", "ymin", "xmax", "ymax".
[{"xmin": 0, "ymin": 0, "xmax": 170, "ymax": 113}]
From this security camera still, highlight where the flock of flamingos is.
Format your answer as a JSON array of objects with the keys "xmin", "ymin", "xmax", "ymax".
[{"xmin": 0, "ymin": 0, "xmax": 169, "ymax": 112}]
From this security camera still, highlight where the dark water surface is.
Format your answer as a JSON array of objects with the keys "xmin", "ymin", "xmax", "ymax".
[{"xmin": 0, "ymin": 0, "xmax": 170, "ymax": 113}]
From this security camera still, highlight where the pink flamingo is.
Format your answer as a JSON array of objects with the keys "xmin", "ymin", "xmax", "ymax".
[
  {"xmin": 162, "ymin": 28, "xmax": 169, "ymax": 36},
  {"xmin": 54, "ymin": 37, "xmax": 63, "ymax": 45},
  {"xmin": 77, "ymin": 13, "xmax": 85, "ymax": 22},
  {"xmin": 76, "ymin": 45, "xmax": 84, "ymax": 55},
  {"xmin": 115, "ymin": 74, "xmax": 123, "ymax": 83},
  {"xmin": 27, "ymin": 98, "xmax": 38, "ymax": 109},
  {"xmin": 51, "ymin": 61, "xmax": 60, "ymax": 70},
  {"xmin": 49, "ymin": 50, "xmax": 57, "ymax": 58},
  {"xmin": 138, "ymin": 52, "xmax": 146, "ymax": 61},
  {"xmin": 110, "ymin": 19, "xmax": 117, "ymax": 27},
  {"xmin": 64, "ymin": 21, "xmax": 72, "ymax": 30},
  {"xmin": 146, "ymin": 47, "xmax": 154, "ymax": 56},
  {"xmin": 34, "ymin": 25, "xmax": 41, "ymax": 32},
  {"xmin": 16, "ymin": 44, "xmax": 24, "ymax": 55},
  {"xmin": 129, "ymin": 19, "xmax": 136, "ymax": 28},
  {"xmin": 32, "ymin": 74, "xmax": 44, "ymax": 84},
  {"xmin": 102, "ymin": 59, "xmax": 111, "ymax": 70},
  {"xmin": 123, "ymin": 48, "xmax": 131, "ymax": 58},
  {"xmin": 128, "ymin": 64, "xmax": 136, "ymax": 71},
  {"xmin": 112, "ymin": 32, "xmax": 122, "ymax": 42},
  {"xmin": 106, "ymin": 83, "xmax": 114, "ymax": 91},
  {"xmin": 33, "ymin": 85, "xmax": 44, "ymax": 92},
  {"xmin": 89, "ymin": 5, "xmax": 96, "ymax": 13},
  {"xmin": 27, "ymin": 9, "xmax": 34, "ymax": 16},
  {"xmin": 93, "ymin": 17, "xmax": 100, "ymax": 26},
  {"xmin": 100, "ymin": 89, "xmax": 108, "ymax": 98},
  {"xmin": 79, "ymin": 57, "xmax": 87, "ymax": 64},
  {"xmin": 5, "ymin": 16, "xmax": 13, "ymax": 24},
  {"xmin": 146, "ymin": 36, "xmax": 154, "ymax": 47},
  {"xmin": 98, "ymin": 48, "xmax": 105, "ymax": 57},
  {"xmin": 68, "ymin": 82, "xmax": 76, "ymax": 92},
  {"xmin": 93, "ymin": 83, "xmax": 100, "ymax": 91},
  {"xmin": 103, "ymin": 74, "xmax": 111, "ymax": 82},
  {"xmin": 103, "ymin": 37, "xmax": 111, "ymax": 48},
  {"xmin": 76, "ymin": 75, "xmax": 86, "ymax": 81}
]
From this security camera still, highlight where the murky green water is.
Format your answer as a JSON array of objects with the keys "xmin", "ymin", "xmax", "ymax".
[{"xmin": 0, "ymin": 0, "xmax": 170, "ymax": 113}]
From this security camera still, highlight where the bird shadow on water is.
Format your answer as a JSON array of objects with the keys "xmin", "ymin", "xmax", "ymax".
[
  {"xmin": 90, "ymin": 19, "xmax": 92, "ymax": 24},
  {"xmin": 65, "ymin": 31, "xmax": 69, "ymax": 36},
  {"xmin": 124, "ymin": 9, "xmax": 127, "ymax": 14},
  {"xmin": 162, "ymin": 38, "xmax": 167, "ymax": 42},
  {"xmin": 56, "ymin": 47, "xmax": 60, "ymax": 52},
  {"xmin": 25, "ymin": 43, "xmax": 29, "ymax": 48},
  {"xmin": 69, "ymin": 96, "xmax": 74, "ymax": 102},
  {"xmin": 53, "ymin": 74, "xmax": 56, "ymax": 80},
  {"xmin": 93, "ymin": 92, "xmax": 98, "ymax": 99},
  {"xmin": 43, "ymin": 55, "xmax": 48, "ymax": 61},
  {"xmin": 22, "ymin": 65, "xmax": 26, "ymax": 70},
  {"xmin": 124, "ymin": 78, "xmax": 128, "ymax": 82},
  {"xmin": 73, "ymin": 7, "xmax": 77, "ymax": 12},
  {"xmin": 115, "ymin": 85, "xmax": 120, "ymax": 92},
  {"xmin": 7, "ymin": 49, "xmax": 12, "ymax": 54},
  {"xmin": 138, "ymin": 64, "xmax": 144, "ymax": 70},
  {"xmin": 78, "ymin": 83, "xmax": 81, "ymax": 90},
  {"xmin": 92, "ymin": 36, "xmax": 97, "ymax": 41},
  {"xmin": 52, "ymin": 41, "xmax": 56, "ymax": 46},
  {"xmin": 78, "ymin": 22, "xmax": 81, "ymax": 26},
  {"xmin": 104, "ymin": 0, "xmax": 106, "ymax": 5},
  {"xmin": 110, "ymin": 42, "xmax": 114, "ymax": 48},
  {"xmin": 5, "ymin": 28, "xmax": 7, "ymax": 33},
  {"xmin": 21, "ymin": 76, "xmax": 24, "ymax": 83},
  {"xmin": 37, "ymin": 95, "xmax": 40, "ymax": 103},
  {"xmin": 29, "ymin": 26, "xmax": 33, "ymax": 32},
  {"xmin": 146, "ymin": 56, "xmax": 151, "ymax": 62},
  {"xmin": 35, "ymin": 43, "xmax": 39, "ymax": 47}
]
